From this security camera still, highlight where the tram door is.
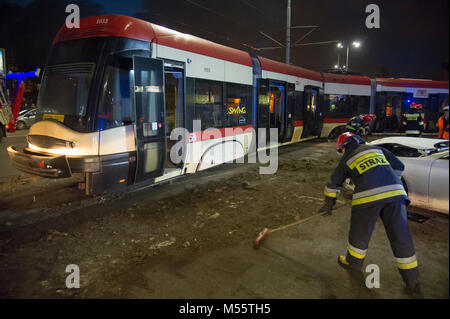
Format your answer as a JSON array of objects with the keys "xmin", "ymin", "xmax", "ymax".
[
  {"xmin": 257, "ymin": 79, "xmax": 288, "ymax": 143},
  {"xmin": 384, "ymin": 93, "xmax": 403, "ymax": 131},
  {"xmin": 302, "ymin": 86, "xmax": 320, "ymax": 138},
  {"xmin": 164, "ymin": 63, "xmax": 185, "ymax": 169},
  {"xmin": 257, "ymin": 79, "xmax": 269, "ymax": 143},
  {"xmin": 133, "ymin": 56, "xmax": 167, "ymax": 182},
  {"xmin": 282, "ymin": 83, "xmax": 295, "ymax": 142},
  {"xmin": 269, "ymin": 81, "xmax": 286, "ymax": 141}
]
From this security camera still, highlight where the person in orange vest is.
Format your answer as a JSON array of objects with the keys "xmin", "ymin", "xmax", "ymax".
[{"xmin": 436, "ymin": 105, "xmax": 449, "ymax": 139}]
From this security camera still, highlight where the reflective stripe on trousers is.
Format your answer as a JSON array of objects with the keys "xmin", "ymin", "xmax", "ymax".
[
  {"xmin": 396, "ymin": 255, "xmax": 418, "ymax": 270},
  {"xmin": 347, "ymin": 243, "xmax": 367, "ymax": 259}
]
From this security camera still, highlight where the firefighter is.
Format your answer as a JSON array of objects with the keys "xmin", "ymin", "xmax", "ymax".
[
  {"xmin": 346, "ymin": 114, "xmax": 376, "ymax": 137},
  {"xmin": 402, "ymin": 102, "xmax": 424, "ymax": 137},
  {"xmin": 436, "ymin": 105, "xmax": 449, "ymax": 139},
  {"xmin": 319, "ymin": 132, "xmax": 419, "ymax": 291},
  {"xmin": 345, "ymin": 115, "xmax": 365, "ymax": 135}
]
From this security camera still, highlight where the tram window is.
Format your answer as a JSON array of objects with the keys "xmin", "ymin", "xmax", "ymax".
[
  {"xmin": 327, "ymin": 94, "xmax": 352, "ymax": 117},
  {"xmin": 269, "ymin": 87, "xmax": 283, "ymax": 128},
  {"xmin": 37, "ymin": 63, "xmax": 94, "ymax": 132},
  {"xmin": 356, "ymin": 96, "xmax": 370, "ymax": 114},
  {"xmin": 326, "ymin": 95, "xmax": 369, "ymax": 118},
  {"xmin": 224, "ymin": 83, "xmax": 252, "ymax": 127},
  {"xmin": 98, "ymin": 55, "xmax": 135, "ymax": 130},
  {"xmin": 192, "ymin": 79, "xmax": 223, "ymax": 130},
  {"xmin": 165, "ymin": 70, "xmax": 184, "ymax": 135}
]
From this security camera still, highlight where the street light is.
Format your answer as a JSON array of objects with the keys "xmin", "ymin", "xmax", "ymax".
[{"xmin": 337, "ymin": 41, "xmax": 361, "ymax": 71}]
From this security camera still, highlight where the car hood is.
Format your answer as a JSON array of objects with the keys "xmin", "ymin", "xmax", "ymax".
[{"xmin": 369, "ymin": 137, "xmax": 448, "ymax": 150}]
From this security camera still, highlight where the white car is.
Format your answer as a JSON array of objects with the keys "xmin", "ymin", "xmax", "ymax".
[{"xmin": 369, "ymin": 137, "xmax": 449, "ymax": 214}]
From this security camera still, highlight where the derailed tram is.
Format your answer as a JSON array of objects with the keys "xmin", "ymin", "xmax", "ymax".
[
  {"xmin": 7, "ymin": 15, "xmax": 450, "ymax": 194},
  {"xmin": 7, "ymin": 15, "xmax": 324, "ymax": 194}
]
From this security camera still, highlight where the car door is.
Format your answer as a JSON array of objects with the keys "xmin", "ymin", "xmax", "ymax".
[
  {"xmin": 25, "ymin": 109, "xmax": 36, "ymax": 127},
  {"xmin": 401, "ymin": 157, "xmax": 432, "ymax": 208},
  {"xmin": 428, "ymin": 153, "xmax": 449, "ymax": 214}
]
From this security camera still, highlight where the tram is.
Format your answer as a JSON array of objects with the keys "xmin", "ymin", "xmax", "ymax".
[{"xmin": 7, "ymin": 15, "xmax": 449, "ymax": 194}]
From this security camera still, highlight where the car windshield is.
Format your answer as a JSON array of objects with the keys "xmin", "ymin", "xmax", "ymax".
[
  {"xmin": 378, "ymin": 143, "xmax": 423, "ymax": 157},
  {"xmin": 379, "ymin": 142, "xmax": 449, "ymax": 158}
]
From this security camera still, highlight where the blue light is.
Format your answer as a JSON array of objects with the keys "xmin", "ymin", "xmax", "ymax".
[{"xmin": 5, "ymin": 68, "xmax": 40, "ymax": 82}]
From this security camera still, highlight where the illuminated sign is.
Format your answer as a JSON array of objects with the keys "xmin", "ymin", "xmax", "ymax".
[
  {"xmin": 227, "ymin": 105, "xmax": 246, "ymax": 115},
  {"xmin": 414, "ymin": 89, "xmax": 428, "ymax": 98},
  {"xmin": 0, "ymin": 48, "xmax": 5, "ymax": 74},
  {"xmin": 43, "ymin": 114, "xmax": 65, "ymax": 122}
]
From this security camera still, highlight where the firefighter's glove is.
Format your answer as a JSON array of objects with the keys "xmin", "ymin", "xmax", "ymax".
[{"xmin": 319, "ymin": 197, "xmax": 336, "ymax": 216}]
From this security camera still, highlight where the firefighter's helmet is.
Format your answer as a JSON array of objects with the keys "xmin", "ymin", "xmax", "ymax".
[
  {"xmin": 362, "ymin": 114, "xmax": 376, "ymax": 123},
  {"xmin": 337, "ymin": 132, "xmax": 366, "ymax": 153}
]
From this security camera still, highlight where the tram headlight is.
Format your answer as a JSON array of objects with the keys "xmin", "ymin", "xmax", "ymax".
[
  {"xmin": 28, "ymin": 142, "xmax": 80, "ymax": 156},
  {"xmin": 28, "ymin": 143, "xmax": 40, "ymax": 152}
]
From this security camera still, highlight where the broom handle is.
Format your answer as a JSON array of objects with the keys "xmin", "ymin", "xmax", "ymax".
[
  {"xmin": 268, "ymin": 204, "xmax": 347, "ymax": 234},
  {"xmin": 268, "ymin": 212, "xmax": 327, "ymax": 234}
]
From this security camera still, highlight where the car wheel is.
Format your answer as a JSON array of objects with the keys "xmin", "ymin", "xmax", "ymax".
[
  {"xmin": 16, "ymin": 121, "xmax": 26, "ymax": 130},
  {"xmin": 328, "ymin": 126, "xmax": 346, "ymax": 141}
]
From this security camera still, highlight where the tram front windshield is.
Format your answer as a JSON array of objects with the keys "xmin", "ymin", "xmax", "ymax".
[{"xmin": 36, "ymin": 38, "xmax": 105, "ymax": 132}]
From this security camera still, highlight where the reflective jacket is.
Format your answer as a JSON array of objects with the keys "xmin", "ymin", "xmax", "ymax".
[
  {"xmin": 402, "ymin": 110, "xmax": 424, "ymax": 136},
  {"xmin": 324, "ymin": 143, "xmax": 408, "ymax": 208},
  {"xmin": 346, "ymin": 116, "xmax": 364, "ymax": 133},
  {"xmin": 437, "ymin": 116, "xmax": 449, "ymax": 139}
]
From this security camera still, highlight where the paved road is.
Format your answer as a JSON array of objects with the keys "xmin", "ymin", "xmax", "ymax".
[{"xmin": 0, "ymin": 130, "xmax": 28, "ymax": 181}]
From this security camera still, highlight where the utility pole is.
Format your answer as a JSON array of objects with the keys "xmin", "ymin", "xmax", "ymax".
[
  {"xmin": 346, "ymin": 45, "xmax": 349, "ymax": 71},
  {"xmin": 286, "ymin": 0, "xmax": 291, "ymax": 64}
]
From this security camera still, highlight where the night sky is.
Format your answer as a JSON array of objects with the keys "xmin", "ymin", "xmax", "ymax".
[{"xmin": 0, "ymin": 0, "xmax": 448, "ymax": 80}]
